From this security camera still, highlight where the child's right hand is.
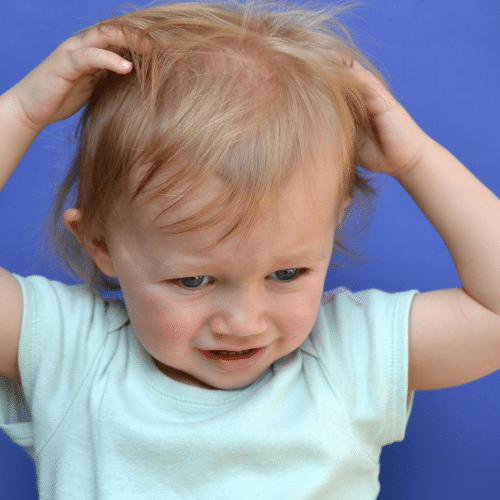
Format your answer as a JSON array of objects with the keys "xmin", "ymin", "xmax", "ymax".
[
  {"xmin": 7, "ymin": 27, "xmax": 135, "ymax": 132},
  {"xmin": 0, "ymin": 27, "xmax": 139, "ymax": 384}
]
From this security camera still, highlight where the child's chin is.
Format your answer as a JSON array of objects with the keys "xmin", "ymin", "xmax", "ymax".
[
  {"xmin": 206, "ymin": 370, "xmax": 268, "ymax": 390},
  {"xmin": 154, "ymin": 357, "xmax": 266, "ymax": 390}
]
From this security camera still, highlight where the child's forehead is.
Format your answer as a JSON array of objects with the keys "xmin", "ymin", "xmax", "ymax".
[
  {"xmin": 132, "ymin": 175, "xmax": 225, "ymax": 230},
  {"xmin": 113, "ymin": 173, "xmax": 341, "ymax": 273},
  {"xmin": 125, "ymin": 154, "xmax": 344, "ymax": 240}
]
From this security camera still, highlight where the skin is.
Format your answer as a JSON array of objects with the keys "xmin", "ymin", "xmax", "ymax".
[
  {"xmin": 2, "ymin": 26, "xmax": 500, "ymax": 394},
  {"xmin": 65, "ymin": 163, "xmax": 347, "ymax": 390}
]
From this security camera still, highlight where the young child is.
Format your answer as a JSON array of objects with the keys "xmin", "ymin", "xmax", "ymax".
[{"xmin": 1, "ymin": 1, "xmax": 500, "ymax": 498}]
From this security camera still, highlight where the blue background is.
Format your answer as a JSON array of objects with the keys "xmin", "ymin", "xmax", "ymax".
[{"xmin": 1, "ymin": 0, "xmax": 500, "ymax": 498}]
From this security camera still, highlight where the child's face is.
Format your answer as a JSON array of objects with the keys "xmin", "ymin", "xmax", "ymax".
[{"xmin": 104, "ymin": 156, "xmax": 344, "ymax": 390}]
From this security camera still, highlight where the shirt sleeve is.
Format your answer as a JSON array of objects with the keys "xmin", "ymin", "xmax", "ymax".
[
  {"xmin": 312, "ymin": 288, "xmax": 418, "ymax": 451},
  {"xmin": 0, "ymin": 274, "xmax": 127, "ymax": 456}
]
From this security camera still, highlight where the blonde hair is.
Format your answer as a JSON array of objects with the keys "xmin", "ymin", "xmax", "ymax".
[{"xmin": 51, "ymin": 0, "xmax": 384, "ymax": 289}]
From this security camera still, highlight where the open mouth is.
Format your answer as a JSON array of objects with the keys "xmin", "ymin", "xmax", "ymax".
[{"xmin": 202, "ymin": 348, "xmax": 260, "ymax": 360}]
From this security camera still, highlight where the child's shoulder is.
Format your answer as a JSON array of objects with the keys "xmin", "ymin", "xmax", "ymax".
[
  {"xmin": 321, "ymin": 286, "xmax": 418, "ymax": 313},
  {"xmin": 13, "ymin": 273, "xmax": 129, "ymax": 334},
  {"xmin": 315, "ymin": 286, "xmax": 417, "ymax": 356},
  {"xmin": 12, "ymin": 274, "xmax": 131, "ymax": 408},
  {"xmin": 308, "ymin": 288, "xmax": 416, "ymax": 444}
]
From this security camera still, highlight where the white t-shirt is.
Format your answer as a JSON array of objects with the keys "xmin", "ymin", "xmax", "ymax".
[{"xmin": 0, "ymin": 275, "xmax": 417, "ymax": 499}]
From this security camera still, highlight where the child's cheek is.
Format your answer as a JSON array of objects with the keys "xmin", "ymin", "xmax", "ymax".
[
  {"xmin": 127, "ymin": 289, "xmax": 207, "ymax": 357},
  {"xmin": 274, "ymin": 287, "xmax": 323, "ymax": 343}
]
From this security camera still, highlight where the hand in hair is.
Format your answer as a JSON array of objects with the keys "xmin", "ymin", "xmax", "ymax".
[
  {"xmin": 351, "ymin": 60, "xmax": 431, "ymax": 180},
  {"xmin": 6, "ymin": 27, "xmax": 140, "ymax": 132}
]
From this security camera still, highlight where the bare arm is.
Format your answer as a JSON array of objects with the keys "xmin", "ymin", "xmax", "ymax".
[
  {"xmin": 0, "ymin": 27, "xmax": 135, "ymax": 382},
  {"xmin": 351, "ymin": 61, "xmax": 500, "ymax": 391},
  {"xmin": 0, "ymin": 91, "xmax": 42, "ymax": 382},
  {"xmin": 399, "ymin": 139, "xmax": 500, "ymax": 390},
  {"xmin": 0, "ymin": 92, "xmax": 40, "ymax": 189}
]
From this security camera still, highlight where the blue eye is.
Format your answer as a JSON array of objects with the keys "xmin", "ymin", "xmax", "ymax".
[
  {"xmin": 177, "ymin": 276, "xmax": 211, "ymax": 288},
  {"xmin": 269, "ymin": 268, "xmax": 304, "ymax": 282}
]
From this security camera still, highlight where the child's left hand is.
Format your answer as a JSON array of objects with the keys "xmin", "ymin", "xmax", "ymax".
[
  {"xmin": 351, "ymin": 61, "xmax": 431, "ymax": 179},
  {"xmin": 346, "ymin": 59, "xmax": 500, "ymax": 393}
]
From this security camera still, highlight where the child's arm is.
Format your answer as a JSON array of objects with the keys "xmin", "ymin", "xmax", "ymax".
[
  {"xmin": 0, "ymin": 27, "xmax": 134, "ymax": 188},
  {"xmin": 352, "ymin": 62, "xmax": 500, "ymax": 391},
  {"xmin": 0, "ymin": 27, "xmax": 134, "ymax": 382}
]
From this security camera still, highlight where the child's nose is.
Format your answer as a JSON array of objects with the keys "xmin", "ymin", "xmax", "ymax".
[{"xmin": 209, "ymin": 288, "xmax": 268, "ymax": 337}]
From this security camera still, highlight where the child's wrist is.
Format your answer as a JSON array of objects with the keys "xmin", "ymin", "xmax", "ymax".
[
  {"xmin": 392, "ymin": 134, "xmax": 438, "ymax": 185},
  {"xmin": 1, "ymin": 89, "xmax": 45, "ymax": 136}
]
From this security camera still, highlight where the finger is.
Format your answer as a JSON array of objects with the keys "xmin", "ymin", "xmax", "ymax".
[
  {"xmin": 354, "ymin": 65, "xmax": 392, "ymax": 100},
  {"xmin": 65, "ymin": 46, "xmax": 133, "ymax": 77},
  {"xmin": 330, "ymin": 53, "xmax": 389, "ymax": 97},
  {"xmin": 76, "ymin": 25, "xmax": 152, "ymax": 56},
  {"xmin": 346, "ymin": 62, "xmax": 397, "ymax": 114}
]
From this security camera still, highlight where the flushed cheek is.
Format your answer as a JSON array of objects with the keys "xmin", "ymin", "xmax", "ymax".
[
  {"xmin": 124, "ymin": 290, "xmax": 206, "ymax": 359},
  {"xmin": 274, "ymin": 294, "xmax": 321, "ymax": 346}
]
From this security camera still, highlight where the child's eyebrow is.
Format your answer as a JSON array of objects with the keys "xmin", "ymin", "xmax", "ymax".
[
  {"xmin": 272, "ymin": 249, "xmax": 327, "ymax": 267},
  {"xmin": 156, "ymin": 247, "xmax": 327, "ymax": 274}
]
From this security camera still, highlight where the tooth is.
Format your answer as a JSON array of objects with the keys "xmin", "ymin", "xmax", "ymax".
[{"xmin": 212, "ymin": 349, "xmax": 254, "ymax": 356}]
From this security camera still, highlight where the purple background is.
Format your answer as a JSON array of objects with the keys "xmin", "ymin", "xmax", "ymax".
[{"xmin": 1, "ymin": 0, "xmax": 500, "ymax": 498}]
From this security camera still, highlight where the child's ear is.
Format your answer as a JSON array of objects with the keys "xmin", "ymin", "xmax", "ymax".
[
  {"xmin": 337, "ymin": 197, "xmax": 351, "ymax": 222},
  {"xmin": 63, "ymin": 208, "xmax": 117, "ymax": 278}
]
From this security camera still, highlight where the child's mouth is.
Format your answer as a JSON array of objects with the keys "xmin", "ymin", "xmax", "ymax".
[
  {"xmin": 205, "ymin": 348, "xmax": 258, "ymax": 359},
  {"xmin": 199, "ymin": 347, "xmax": 267, "ymax": 374}
]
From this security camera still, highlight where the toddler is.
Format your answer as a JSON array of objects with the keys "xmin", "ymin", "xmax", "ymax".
[{"xmin": 1, "ymin": 1, "xmax": 500, "ymax": 499}]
